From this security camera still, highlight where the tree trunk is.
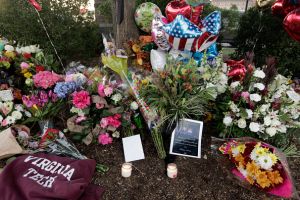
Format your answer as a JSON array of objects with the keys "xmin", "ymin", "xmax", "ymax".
[{"xmin": 113, "ymin": 0, "xmax": 139, "ymax": 48}]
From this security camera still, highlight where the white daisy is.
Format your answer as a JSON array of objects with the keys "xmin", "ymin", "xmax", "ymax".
[{"xmin": 257, "ymin": 155, "xmax": 274, "ymax": 170}]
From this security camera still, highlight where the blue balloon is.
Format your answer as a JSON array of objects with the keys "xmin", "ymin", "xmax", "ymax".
[
  {"xmin": 193, "ymin": 51, "xmax": 203, "ymax": 66},
  {"xmin": 206, "ymin": 43, "xmax": 218, "ymax": 60}
]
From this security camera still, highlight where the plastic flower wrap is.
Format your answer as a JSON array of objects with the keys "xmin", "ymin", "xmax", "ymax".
[
  {"xmin": 211, "ymin": 137, "xmax": 298, "ymax": 199},
  {"xmin": 101, "ymin": 34, "xmax": 128, "ymax": 80},
  {"xmin": 101, "ymin": 55, "xmax": 128, "ymax": 80}
]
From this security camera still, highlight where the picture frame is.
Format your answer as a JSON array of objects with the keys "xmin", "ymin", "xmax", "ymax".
[{"xmin": 169, "ymin": 119, "xmax": 203, "ymax": 158}]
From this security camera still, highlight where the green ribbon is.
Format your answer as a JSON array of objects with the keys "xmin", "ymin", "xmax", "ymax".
[{"xmin": 96, "ymin": 164, "xmax": 109, "ymax": 174}]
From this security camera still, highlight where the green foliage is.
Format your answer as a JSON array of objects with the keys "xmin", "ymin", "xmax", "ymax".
[
  {"xmin": 96, "ymin": 0, "xmax": 112, "ymax": 22},
  {"xmin": 0, "ymin": 0, "xmax": 101, "ymax": 65},
  {"xmin": 234, "ymin": 7, "xmax": 300, "ymax": 76},
  {"xmin": 140, "ymin": 59, "xmax": 215, "ymax": 128}
]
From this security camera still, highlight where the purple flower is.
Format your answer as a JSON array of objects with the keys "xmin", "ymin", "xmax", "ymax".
[
  {"xmin": 22, "ymin": 96, "xmax": 34, "ymax": 108},
  {"xmin": 39, "ymin": 91, "xmax": 49, "ymax": 106}
]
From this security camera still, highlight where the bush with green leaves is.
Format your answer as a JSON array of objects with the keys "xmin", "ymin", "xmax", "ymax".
[
  {"xmin": 234, "ymin": 7, "xmax": 300, "ymax": 77},
  {"xmin": 0, "ymin": 0, "xmax": 101, "ymax": 66}
]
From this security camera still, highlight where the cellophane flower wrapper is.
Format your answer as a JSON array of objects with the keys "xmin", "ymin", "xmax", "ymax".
[
  {"xmin": 101, "ymin": 54, "xmax": 128, "ymax": 80},
  {"xmin": 211, "ymin": 137, "xmax": 299, "ymax": 199},
  {"xmin": 41, "ymin": 131, "xmax": 86, "ymax": 160}
]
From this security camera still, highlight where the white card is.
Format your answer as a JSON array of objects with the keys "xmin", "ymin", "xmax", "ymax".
[
  {"xmin": 122, "ymin": 134, "xmax": 145, "ymax": 162},
  {"xmin": 0, "ymin": 90, "xmax": 13, "ymax": 102}
]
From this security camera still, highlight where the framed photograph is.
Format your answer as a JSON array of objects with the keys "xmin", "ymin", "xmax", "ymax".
[{"xmin": 169, "ymin": 119, "xmax": 203, "ymax": 158}]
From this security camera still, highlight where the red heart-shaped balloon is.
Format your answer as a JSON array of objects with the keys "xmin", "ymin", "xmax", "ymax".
[
  {"xmin": 165, "ymin": 0, "xmax": 203, "ymax": 25},
  {"xmin": 283, "ymin": 8, "xmax": 300, "ymax": 42},
  {"xmin": 272, "ymin": 0, "xmax": 300, "ymax": 17},
  {"xmin": 272, "ymin": 0, "xmax": 285, "ymax": 16}
]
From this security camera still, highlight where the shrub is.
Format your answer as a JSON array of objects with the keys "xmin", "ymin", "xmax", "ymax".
[
  {"xmin": 234, "ymin": 7, "xmax": 300, "ymax": 77},
  {"xmin": 0, "ymin": 0, "xmax": 101, "ymax": 66}
]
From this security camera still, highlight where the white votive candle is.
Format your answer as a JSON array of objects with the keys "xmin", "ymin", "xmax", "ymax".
[
  {"xmin": 121, "ymin": 163, "xmax": 132, "ymax": 178},
  {"xmin": 167, "ymin": 163, "xmax": 178, "ymax": 178}
]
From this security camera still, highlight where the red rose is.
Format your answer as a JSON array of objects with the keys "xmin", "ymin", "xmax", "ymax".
[
  {"xmin": 36, "ymin": 65, "xmax": 45, "ymax": 72},
  {"xmin": 23, "ymin": 53, "xmax": 32, "ymax": 59}
]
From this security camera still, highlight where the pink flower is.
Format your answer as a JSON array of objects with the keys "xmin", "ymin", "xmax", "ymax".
[
  {"xmin": 1, "ymin": 119, "xmax": 8, "ymax": 126},
  {"xmin": 96, "ymin": 103, "xmax": 105, "ymax": 109},
  {"xmin": 20, "ymin": 62, "xmax": 30, "ymax": 70},
  {"xmin": 100, "ymin": 114, "xmax": 122, "ymax": 129},
  {"xmin": 75, "ymin": 116, "xmax": 87, "ymax": 124},
  {"xmin": 72, "ymin": 90, "xmax": 91, "ymax": 109},
  {"xmin": 104, "ymin": 87, "xmax": 113, "ymax": 97},
  {"xmin": 33, "ymin": 71, "xmax": 61, "ymax": 89},
  {"xmin": 22, "ymin": 96, "xmax": 34, "ymax": 108},
  {"xmin": 114, "ymin": 113, "xmax": 121, "ymax": 119},
  {"xmin": 97, "ymin": 84, "xmax": 105, "ymax": 97},
  {"xmin": 109, "ymin": 117, "xmax": 121, "ymax": 128},
  {"xmin": 241, "ymin": 92, "xmax": 250, "ymax": 102},
  {"xmin": 98, "ymin": 133, "xmax": 113, "ymax": 145},
  {"xmin": 131, "ymin": 124, "xmax": 136, "ymax": 130},
  {"xmin": 100, "ymin": 117, "xmax": 109, "ymax": 128}
]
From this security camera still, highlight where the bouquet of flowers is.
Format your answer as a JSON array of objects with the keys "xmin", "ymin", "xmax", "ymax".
[
  {"xmin": 61, "ymin": 67, "xmax": 141, "ymax": 145},
  {"xmin": 140, "ymin": 58, "xmax": 216, "ymax": 158},
  {"xmin": 215, "ymin": 137, "xmax": 298, "ymax": 199},
  {"xmin": 22, "ymin": 90, "xmax": 63, "ymax": 124},
  {"xmin": 0, "ymin": 100, "xmax": 29, "ymax": 131},
  {"xmin": 0, "ymin": 37, "xmax": 58, "ymax": 90},
  {"xmin": 219, "ymin": 59, "xmax": 300, "ymax": 144}
]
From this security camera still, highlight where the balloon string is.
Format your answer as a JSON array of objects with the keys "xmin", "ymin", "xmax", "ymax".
[
  {"xmin": 34, "ymin": 9, "xmax": 65, "ymax": 71},
  {"xmin": 252, "ymin": 10, "xmax": 264, "ymax": 52}
]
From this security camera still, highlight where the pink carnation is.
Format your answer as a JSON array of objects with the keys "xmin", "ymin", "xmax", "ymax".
[
  {"xmin": 100, "ymin": 114, "xmax": 121, "ymax": 129},
  {"xmin": 98, "ymin": 133, "xmax": 113, "ymax": 145},
  {"xmin": 33, "ymin": 71, "xmax": 61, "ymax": 89},
  {"xmin": 100, "ymin": 117, "xmax": 109, "ymax": 128},
  {"xmin": 72, "ymin": 90, "xmax": 91, "ymax": 109}
]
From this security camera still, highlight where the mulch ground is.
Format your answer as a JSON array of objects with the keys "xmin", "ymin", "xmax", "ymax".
[
  {"xmin": 77, "ymin": 127, "xmax": 300, "ymax": 200},
  {"xmin": 0, "ymin": 125, "xmax": 299, "ymax": 199}
]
